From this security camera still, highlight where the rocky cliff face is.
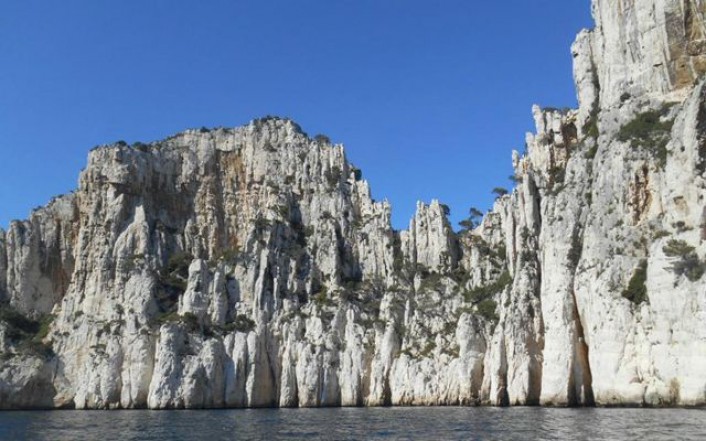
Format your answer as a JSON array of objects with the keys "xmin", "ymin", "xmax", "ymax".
[{"xmin": 1, "ymin": 0, "xmax": 705, "ymax": 409}]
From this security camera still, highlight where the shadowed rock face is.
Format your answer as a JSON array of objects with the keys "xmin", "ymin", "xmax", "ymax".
[{"xmin": 1, "ymin": 0, "xmax": 705, "ymax": 409}]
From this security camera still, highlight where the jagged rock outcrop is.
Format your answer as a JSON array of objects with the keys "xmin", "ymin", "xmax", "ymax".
[{"xmin": 1, "ymin": 0, "xmax": 705, "ymax": 409}]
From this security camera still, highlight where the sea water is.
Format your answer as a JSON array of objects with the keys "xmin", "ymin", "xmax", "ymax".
[{"xmin": 0, "ymin": 406, "xmax": 703, "ymax": 440}]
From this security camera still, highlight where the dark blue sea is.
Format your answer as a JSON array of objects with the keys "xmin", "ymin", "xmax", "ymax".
[{"xmin": 0, "ymin": 407, "xmax": 703, "ymax": 440}]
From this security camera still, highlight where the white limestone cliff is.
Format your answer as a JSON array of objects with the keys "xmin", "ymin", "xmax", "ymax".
[{"xmin": 1, "ymin": 0, "xmax": 705, "ymax": 409}]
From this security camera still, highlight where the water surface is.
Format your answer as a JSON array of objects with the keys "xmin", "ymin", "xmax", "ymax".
[{"xmin": 0, "ymin": 407, "xmax": 703, "ymax": 440}]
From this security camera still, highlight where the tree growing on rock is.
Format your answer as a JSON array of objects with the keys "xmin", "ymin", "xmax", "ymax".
[
  {"xmin": 492, "ymin": 187, "xmax": 509, "ymax": 199},
  {"xmin": 458, "ymin": 207, "xmax": 484, "ymax": 231}
]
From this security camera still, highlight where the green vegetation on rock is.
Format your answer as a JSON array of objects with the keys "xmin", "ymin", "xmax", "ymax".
[
  {"xmin": 0, "ymin": 304, "xmax": 54, "ymax": 358},
  {"xmin": 663, "ymin": 239, "xmax": 705, "ymax": 282},
  {"xmin": 617, "ymin": 108, "xmax": 674, "ymax": 168},
  {"xmin": 622, "ymin": 260, "xmax": 648, "ymax": 304}
]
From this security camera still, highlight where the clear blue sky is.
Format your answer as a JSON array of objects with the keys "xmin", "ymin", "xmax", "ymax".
[{"xmin": 0, "ymin": 1, "xmax": 592, "ymax": 230}]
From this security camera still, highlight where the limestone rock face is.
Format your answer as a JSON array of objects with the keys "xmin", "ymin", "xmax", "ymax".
[
  {"xmin": 576, "ymin": 0, "xmax": 706, "ymax": 111},
  {"xmin": 1, "ymin": 0, "xmax": 706, "ymax": 409}
]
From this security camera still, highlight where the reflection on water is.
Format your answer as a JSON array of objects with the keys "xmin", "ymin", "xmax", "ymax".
[{"xmin": 0, "ymin": 407, "xmax": 704, "ymax": 440}]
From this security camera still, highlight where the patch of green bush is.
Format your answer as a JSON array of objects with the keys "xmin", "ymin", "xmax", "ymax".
[
  {"xmin": 519, "ymin": 250, "xmax": 535, "ymax": 264},
  {"xmin": 181, "ymin": 312, "xmax": 199, "ymax": 331},
  {"xmin": 547, "ymin": 166, "xmax": 566, "ymax": 195},
  {"xmin": 212, "ymin": 246, "xmax": 240, "ymax": 265},
  {"xmin": 548, "ymin": 166, "xmax": 566, "ymax": 186},
  {"xmin": 652, "ymin": 230, "xmax": 670, "ymax": 240},
  {"xmin": 663, "ymin": 239, "xmax": 705, "ymax": 281},
  {"xmin": 476, "ymin": 299, "xmax": 499, "ymax": 322},
  {"xmin": 584, "ymin": 144, "xmax": 598, "ymax": 160},
  {"xmin": 492, "ymin": 187, "xmax": 509, "ymax": 199},
  {"xmin": 463, "ymin": 271, "xmax": 511, "ymax": 305},
  {"xmin": 165, "ymin": 251, "xmax": 192, "ymax": 278},
  {"xmin": 418, "ymin": 341, "xmax": 436, "ymax": 358},
  {"xmin": 418, "ymin": 271, "xmax": 444, "ymax": 292},
  {"xmin": 274, "ymin": 204, "xmax": 290, "ymax": 219},
  {"xmin": 312, "ymin": 285, "xmax": 332, "ymax": 307},
  {"xmin": 458, "ymin": 207, "xmax": 484, "ymax": 233},
  {"xmin": 583, "ymin": 104, "xmax": 600, "ymax": 139},
  {"xmin": 254, "ymin": 216, "xmax": 272, "ymax": 235},
  {"xmin": 314, "ymin": 134, "xmax": 331, "ymax": 145},
  {"xmin": 154, "ymin": 251, "xmax": 193, "ymax": 317},
  {"xmin": 0, "ymin": 305, "xmax": 37, "ymax": 339},
  {"xmin": 159, "ymin": 271, "xmax": 187, "ymax": 292},
  {"xmin": 152, "ymin": 311, "xmax": 200, "ymax": 333},
  {"xmin": 617, "ymin": 109, "xmax": 673, "ymax": 142},
  {"xmin": 132, "ymin": 141, "xmax": 149, "ymax": 152},
  {"xmin": 617, "ymin": 109, "xmax": 674, "ymax": 168},
  {"xmin": 622, "ymin": 260, "xmax": 648, "ymax": 304},
  {"xmin": 152, "ymin": 311, "xmax": 180, "ymax": 326},
  {"xmin": 567, "ymin": 228, "xmax": 583, "ymax": 269},
  {"xmin": 0, "ymin": 304, "xmax": 54, "ymax": 358},
  {"xmin": 324, "ymin": 167, "xmax": 342, "ymax": 188},
  {"xmin": 222, "ymin": 314, "xmax": 256, "ymax": 334}
]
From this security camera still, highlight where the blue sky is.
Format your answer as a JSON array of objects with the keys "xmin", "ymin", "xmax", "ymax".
[{"xmin": 0, "ymin": 1, "xmax": 592, "ymax": 230}]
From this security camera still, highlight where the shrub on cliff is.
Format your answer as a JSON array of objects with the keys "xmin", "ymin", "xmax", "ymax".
[
  {"xmin": 166, "ymin": 251, "xmax": 193, "ymax": 278},
  {"xmin": 509, "ymin": 174, "xmax": 522, "ymax": 183},
  {"xmin": 492, "ymin": 187, "xmax": 509, "ymax": 199},
  {"xmin": 418, "ymin": 271, "xmax": 444, "ymax": 292},
  {"xmin": 153, "ymin": 311, "xmax": 200, "ymax": 333},
  {"xmin": 458, "ymin": 207, "xmax": 484, "ymax": 232},
  {"xmin": 618, "ymin": 108, "xmax": 674, "ymax": 168},
  {"xmin": 223, "ymin": 314, "xmax": 255, "ymax": 333},
  {"xmin": 154, "ymin": 251, "xmax": 194, "ymax": 315},
  {"xmin": 622, "ymin": 260, "xmax": 648, "ymax": 304},
  {"xmin": 463, "ymin": 271, "xmax": 511, "ymax": 305},
  {"xmin": 312, "ymin": 285, "xmax": 332, "ymax": 307},
  {"xmin": 324, "ymin": 167, "xmax": 342, "ymax": 188},
  {"xmin": 159, "ymin": 251, "xmax": 192, "ymax": 292},
  {"xmin": 663, "ymin": 239, "xmax": 705, "ymax": 282},
  {"xmin": 462, "ymin": 271, "xmax": 509, "ymax": 323},
  {"xmin": 583, "ymin": 106, "xmax": 600, "ymax": 139},
  {"xmin": 618, "ymin": 109, "xmax": 673, "ymax": 145},
  {"xmin": 0, "ymin": 304, "xmax": 54, "ymax": 358},
  {"xmin": 211, "ymin": 246, "xmax": 241, "ymax": 266},
  {"xmin": 314, "ymin": 134, "xmax": 331, "ymax": 145},
  {"xmin": 476, "ymin": 299, "xmax": 499, "ymax": 322}
]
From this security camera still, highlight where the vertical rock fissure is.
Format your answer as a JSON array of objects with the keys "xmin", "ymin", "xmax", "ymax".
[
  {"xmin": 382, "ymin": 372, "xmax": 392, "ymax": 407},
  {"xmin": 571, "ymin": 288, "xmax": 595, "ymax": 407},
  {"xmin": 694, "ymin": 84, "xmax": 706, "ymax": 174},
  {"xmin": 499, "ymin": 349, "xmax": 510, "ymax": 407},
  {"xmin": 529, "ymin": 265, "xmax": 544, "ymax": 406}
]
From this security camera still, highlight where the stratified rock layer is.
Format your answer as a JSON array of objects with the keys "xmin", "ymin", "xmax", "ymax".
[{"xmin": 1, "ymin": 0, "xmax": 705, "ymax": 409}]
